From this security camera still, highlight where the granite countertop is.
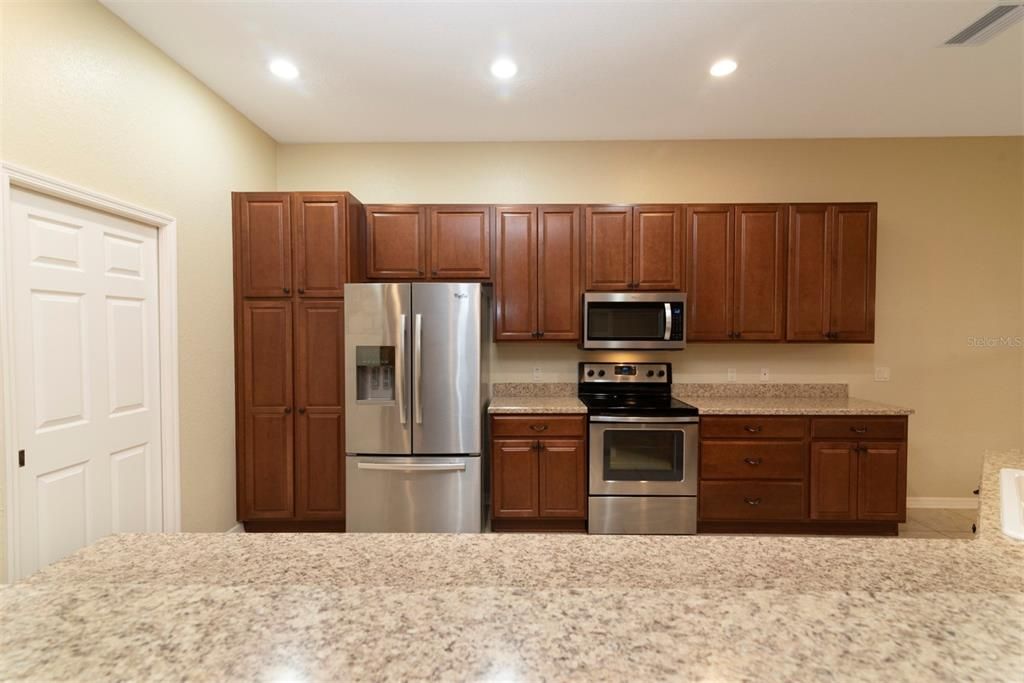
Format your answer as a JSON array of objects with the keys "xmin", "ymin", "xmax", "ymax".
[
  {"xmin": 680, "ymin": 396, "xmax": 915, "ymax": 416},
  {"xmin": 488, "ymin": 396, "xmax": 587, "ymax": 414},
  {"xmin": 2, "ymin": 452, "xmax": 1020, "ymax": 681}
]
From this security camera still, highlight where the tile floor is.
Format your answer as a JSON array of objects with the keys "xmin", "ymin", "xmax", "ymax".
[{"xmin": 899, "ymin": 508, "xmax": 978, "ymax": 539}]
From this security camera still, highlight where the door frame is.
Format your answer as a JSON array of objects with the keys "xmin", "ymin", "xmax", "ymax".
[{"xmin": 0, "ymin": 162, "xmax": 182, "ymax": 581}]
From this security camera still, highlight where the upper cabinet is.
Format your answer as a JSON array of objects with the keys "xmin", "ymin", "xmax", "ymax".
[
  {"xmin": 364, "ymin": 205, "xmax": 491, "ymax": 281},
  {"xmin": 787, "ymin": 203, "xmax": 876, "ymax": 342},
  {"xmin": 494, "ymin": 206, "xmax": 580, "ymax": 341},
  {"xmin": 584, "ymin": 205, "xmax": 683, "ymax": 291},
  {"xmin": 365, "ymin": 205, "xmax": 427, "ymax": 280},
  {"xmin": 235, "ymin": 192, "xmax": 362, "ymax": 298},
  {"xmin": 429, "ymin": 205, "xmax": 492, "ymax": 279},
  {"xmin": 687, "ymin": 204, "xmax": 786, "ymax": 341}
]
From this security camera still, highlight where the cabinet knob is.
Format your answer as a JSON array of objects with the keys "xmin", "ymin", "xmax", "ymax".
[
  {"xmin": 743, "ymin": 457, "xmax": 762, "ymax": 466},
  {"xmin": 532, "ymin": 440, "xmax": 541, "ymax": 450},
  {"xmin": 743, "ymin": 425, "xmax": 762, "ymax": 433},
  {"xmin": 744, "ymin": 497, "xmax": 762, "ymax": 506},
  {"xmin": 283, "ymin": 287, "xmax": 291, "ymax": 294},
  {"xmin": 529, "ymin": 424, "xmax": 549, "ymax": 432},
  {"xmin": 538, "ymin": 331, "xmax": 545, "ymax": 338},
  {"xmin": 298, "ymin": 407, "xmax": 306, "ymax": 415},
  {"xmin": 284, "ymin": 407, "xmax": 292, "ymax": 415},
  {"xmin": 297, "ymin": 287, "xmax": 305, "ymax": 294},
  {"xmin": 432, "ymin": 269, "xmax": 438, "ymax": 277}
]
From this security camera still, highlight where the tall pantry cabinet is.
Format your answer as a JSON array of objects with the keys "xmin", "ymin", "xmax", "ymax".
[{"xmin": 233, "ymin": 192, "xmax": 363, "ymax": 530}]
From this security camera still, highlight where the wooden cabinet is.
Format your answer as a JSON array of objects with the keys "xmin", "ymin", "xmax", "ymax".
[
  {"xmin": 787, "ymin": 203, "xmax": 876, "ymax": 342},
  {"xmin": 429, "ymin": 205, "xmax": 491, "ymax": 279},
  {"xmin": 234, "ymin": 192, "xmax": 360, "ymax": 530},
  {"xmin": 584, "ymin": 205, "xmax": 683, "ymax": 291},
  {"xmin": 365, "ymin": 205, "xmax": 427, "ymax": 279},
  {"xmin": 365, "ymin": 205, "xmax": 491, "ymax": 280},
  {"xmin": 687, "ymin": 205, "xmax": 785, "ymax": 341},
  {"xmin": 700, "ymin": 414, "xmax": 908, "ymax": 534},
  {"xmin": 491, "ymin": 415, "xmax": 586, "ymax": 530},
  {"xmin": 494, "ymin": 206, "xmax": 580, "ymax": 341}
]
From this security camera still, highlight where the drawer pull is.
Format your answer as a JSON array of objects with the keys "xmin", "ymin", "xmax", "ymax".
[
  {"xmin": 529, "ymin": 424, "xmax": 549, "ymax": 432},
  {"xmin": 744, "ymin": 497, "xmax": 762, "ymax": 506},
  {"xmin": 851, "ymin": 426, "xmax": 869, "ymax": 434},
  {"xmin": 743, "ymin": 457, "xmax": 763, "ymax": 466},
  {"xmin": 743, "ymin": 425, "xmax": 762, "ymax": 433}
]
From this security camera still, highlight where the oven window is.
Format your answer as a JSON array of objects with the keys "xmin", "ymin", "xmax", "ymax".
[
  {"xmin": 588, "ymin": 303, "xmax": 666, "ymax": 341},
  {"xmin": 603, "ymin": 430, "xmax": 683, "ymax": 481}
]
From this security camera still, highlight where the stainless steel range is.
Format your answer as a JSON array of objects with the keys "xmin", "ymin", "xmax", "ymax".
[{"xmin": 578, "ymin": 362, "xmax": 699, "ymax": 534}]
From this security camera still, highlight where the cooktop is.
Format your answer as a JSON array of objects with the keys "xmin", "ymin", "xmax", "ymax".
[{"xmin": 577, "ymin": 362, "xmax": 699, "ymax": 417}]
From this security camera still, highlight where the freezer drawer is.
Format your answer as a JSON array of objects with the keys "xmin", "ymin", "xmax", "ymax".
[{"xmin": 345, "ymin": 456, "xmax": 482, "ymax": 532}]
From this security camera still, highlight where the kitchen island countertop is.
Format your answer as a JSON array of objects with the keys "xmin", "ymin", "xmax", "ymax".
[{"xmin": 2, "ymin": 452, "xmax": 1020, "ymax": 681}]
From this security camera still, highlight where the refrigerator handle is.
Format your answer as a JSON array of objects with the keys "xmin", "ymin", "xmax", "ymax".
[
  {"xmin": 398, "ymin": 313, "xmax": 407, "ymax": 425},
  {"xmin": 414, "ymin": 313, "xmax": 423, "ymax": 424}
]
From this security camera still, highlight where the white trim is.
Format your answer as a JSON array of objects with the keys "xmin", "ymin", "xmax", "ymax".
[
  {"xmin": 907, "ymin": 497, "xmax": 979, "ymax": 510},
  {"xmin": 225, "ymin": 523, "xmax": 244, "ymax": 534},
  {"xmin": 0, "ymin": 162, "xmax": 182, "ymax": 582}
]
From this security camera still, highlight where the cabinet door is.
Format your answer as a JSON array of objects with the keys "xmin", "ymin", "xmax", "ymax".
[
  {"xmin": 686, "ymin": 205, "xmax": 733, "ymax": 340},
  {"xmin": 538, "ymin": 439, "xmax": 586, "ymax": 518},
  {"xmin": 857, "ymin": 441, "xmax": 906, "ymax": 521},
  {"xmin": 538, "ymin": 206, "xmax": 581, "ymax": 340},
  {"xmin": 809, "ymin": 441, "xmax": 857, "ymax": 520},
  {"xmin": 494, "ymin": 206, "xmax": 537, "ymax": 340},
  {"xmin": 830, "ymin": 204, "xmax": 877, "ymax": 342},
  {"xmin": 429, "ymin": 206, "xmax": 491, "ymax": 279},
  {"xmin": 366, "ymin": 205, "xmax": 426, "ymax": 279},
  {"xmin": 492, "ymin": 440, "xmax": 539, "ymax": 518},
  {"xmin": 733, "ymin": 205, "xmax": 786, "ymax": 340},
  {"xmin": 294, "ymin": 194, "xmax": 347, "ymax": 298},
  {"xmin": 241, "ymin": 301, "xmax": 294, "ymax": 518},
  {"xmin": 295, "ymin": 301, "xmax": 345, "ymax": 519},
  {"xmin": 787, "ymin": 204, "xmax": 830, "ymax": 341},
  {"xmin": 237, "ymin": 193, "xmax": 293, "ymax": 297},
  {"xmin": 633, "ymin": 205, "xmax": 683, "ymax": 290},
  {"xmin": 584, "ymin": 206, "xmax": 633, "ymax": 290}
]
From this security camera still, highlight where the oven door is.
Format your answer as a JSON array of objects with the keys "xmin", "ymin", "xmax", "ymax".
[{"xmin": 588, "ymin": 417, "xmax": 698, "ymax": 496}]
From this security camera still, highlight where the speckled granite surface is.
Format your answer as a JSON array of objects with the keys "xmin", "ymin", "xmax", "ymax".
[
  {"xmin": 492, "ymin": 382, "xmax": 577, "ymax": 397},
  {"xmin": 675, "ymin": 383, "xmax": 849, "ymax": 398},
  {"xmin": 488, "ymin": 396, "xmax": 587, "ymax": 414},
  {"xmin": 679, "ymin": 395, "xmax": 915, "ymax": 416},
  {"xmin": 3, "ymin": 453, "xmax": 1021, "ymax": 681}
]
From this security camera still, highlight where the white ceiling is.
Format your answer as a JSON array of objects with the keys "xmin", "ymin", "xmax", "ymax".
[{"xmin": 103, "ymin": 1, "xmax": 1024, "ymax": 143}]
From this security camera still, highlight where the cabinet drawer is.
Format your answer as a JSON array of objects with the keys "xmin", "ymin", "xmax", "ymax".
[
  {"xmin": 701, "ymin": 441, "xmax": 806, "ymax": 480},
  {"xmin": 700, "ymin": 481, "xmax": 805, "ymax": 521},
  {"xmin": 700, "ymin": 416, "xmax": 808, "ymax": 440},
  {"xmin": 811, "ymin": 418, "xmax": 906, "ymax": 440},
  {"xmin": 491, "ymin": 415, "xmax": 585, "ymax": 438}
]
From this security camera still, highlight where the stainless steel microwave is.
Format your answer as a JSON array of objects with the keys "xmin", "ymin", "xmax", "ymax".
[{"xmin": 582, "ymin": 292, "xmax": 686, "ymax": 350}]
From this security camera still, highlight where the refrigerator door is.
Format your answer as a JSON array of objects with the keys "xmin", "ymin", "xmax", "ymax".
[
  {"xmin": 344, "ymin": 283, "xmax": 412, "ymax": 454},
  {"xmin": 411, "ymin": 283, "xmax": 482, "ymax": 454},
  {"xmin": 345, "ymin": 456, "xmax": 482, "ymax": 532}
]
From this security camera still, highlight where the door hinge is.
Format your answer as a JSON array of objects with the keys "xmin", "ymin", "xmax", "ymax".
[{"xmin": 18, "ymin": 449, "xmax": 25, "ymax": 467}]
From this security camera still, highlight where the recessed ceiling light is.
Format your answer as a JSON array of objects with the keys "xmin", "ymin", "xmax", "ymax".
[
  {"xmin": 269, "ymin": 58, "xmax": 299, "ymax": 80},
  {"xmin": 709, "ymin": 59, "xmax": 738, "ymax": 77},
  {"xmin": 490, "ymin": 58, "xmax": 518, "ymax": 80}
]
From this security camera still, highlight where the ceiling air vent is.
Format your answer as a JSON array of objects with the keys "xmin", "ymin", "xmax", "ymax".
[{"xmin": 945, "ymin": 4, "xmax": 1024, "ymax": 45}]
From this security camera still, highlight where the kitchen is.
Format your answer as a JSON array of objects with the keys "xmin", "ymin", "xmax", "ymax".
[{"xmin": 1, "ymin": 1, "xmax": 1022, "ymax": 680}]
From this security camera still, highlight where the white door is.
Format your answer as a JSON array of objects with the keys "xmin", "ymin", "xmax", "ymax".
[{"xmin": 11, "ymin": 187, "xmax": 163, "ymax": 578}]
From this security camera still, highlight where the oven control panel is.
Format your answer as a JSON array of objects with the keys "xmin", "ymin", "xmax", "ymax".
[{"xmin": 579, "ymin": 362, "xmax": 671, "ymax": 383}]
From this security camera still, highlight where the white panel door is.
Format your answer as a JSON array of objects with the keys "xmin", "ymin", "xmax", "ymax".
[{"xmin": 12, "ymin": 187, "xmax": 162, "ymax": 578}]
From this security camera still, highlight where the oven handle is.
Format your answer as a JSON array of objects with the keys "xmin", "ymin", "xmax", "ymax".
[{"xmin": 589, "ymin": 415, "xmax": 699, "ymax": 424}]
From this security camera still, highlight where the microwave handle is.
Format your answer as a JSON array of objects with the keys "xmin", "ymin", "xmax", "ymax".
[{"xmin": 664, "ymin": 303, "xmax": 672, "ymax": 341}]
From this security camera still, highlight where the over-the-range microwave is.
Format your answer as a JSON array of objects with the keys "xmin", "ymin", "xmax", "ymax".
[{"xmin": 582, "ymin": 292, "xmax": 686, "ymax": 350}]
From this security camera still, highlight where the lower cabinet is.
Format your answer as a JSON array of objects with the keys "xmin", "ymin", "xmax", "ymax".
[
  {"xmin": 699, "ymin": 415, "xmax": 908, "ymax": 535},
  {"xmin": 491, "ymin": 415, "xmax": 587, "ymax": 531}
]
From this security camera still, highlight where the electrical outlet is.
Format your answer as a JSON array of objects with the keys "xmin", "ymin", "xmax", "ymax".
[
  {"xmin": 532, "ymin": 366, "xmax": 542, "ymax": 381},
  {"xmin": 760, "ymin": 367, "xmax": 770, "ymax": 382},
  {"xmin": 874, "ymin": 366, "xmax": 891, "ymax": 382},
  {"xmin": 727, "ymin": 368, "xmax": 737, "ymax": 382}
]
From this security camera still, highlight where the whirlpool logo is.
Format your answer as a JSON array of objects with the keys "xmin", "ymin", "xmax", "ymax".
[{"xmin": 453, "ymin": 292, "xmax": 468, "ymax": 300}]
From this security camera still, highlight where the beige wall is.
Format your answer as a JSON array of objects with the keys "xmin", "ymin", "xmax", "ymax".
[
  {"xmin": 1, "ymin": 0, "xmax": 277, "ymax": 577},
  {"xmin": 279, "ymin": 138, "xmax": 1024, "ymax": 500}
]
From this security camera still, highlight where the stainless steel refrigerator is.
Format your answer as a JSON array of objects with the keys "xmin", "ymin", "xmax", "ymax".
[{"xmin": 344, "ymin": 282, "xmax": 488, "ymax": 532}]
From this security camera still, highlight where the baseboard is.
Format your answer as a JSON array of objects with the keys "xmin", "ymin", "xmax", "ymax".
[
  {"xmin": 906, "ymin": 497, "xmax": 978, "ymax": 509},
  {"xmin": 225, "ymin": 523, "xmax": 244, "ymax": 533}
]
